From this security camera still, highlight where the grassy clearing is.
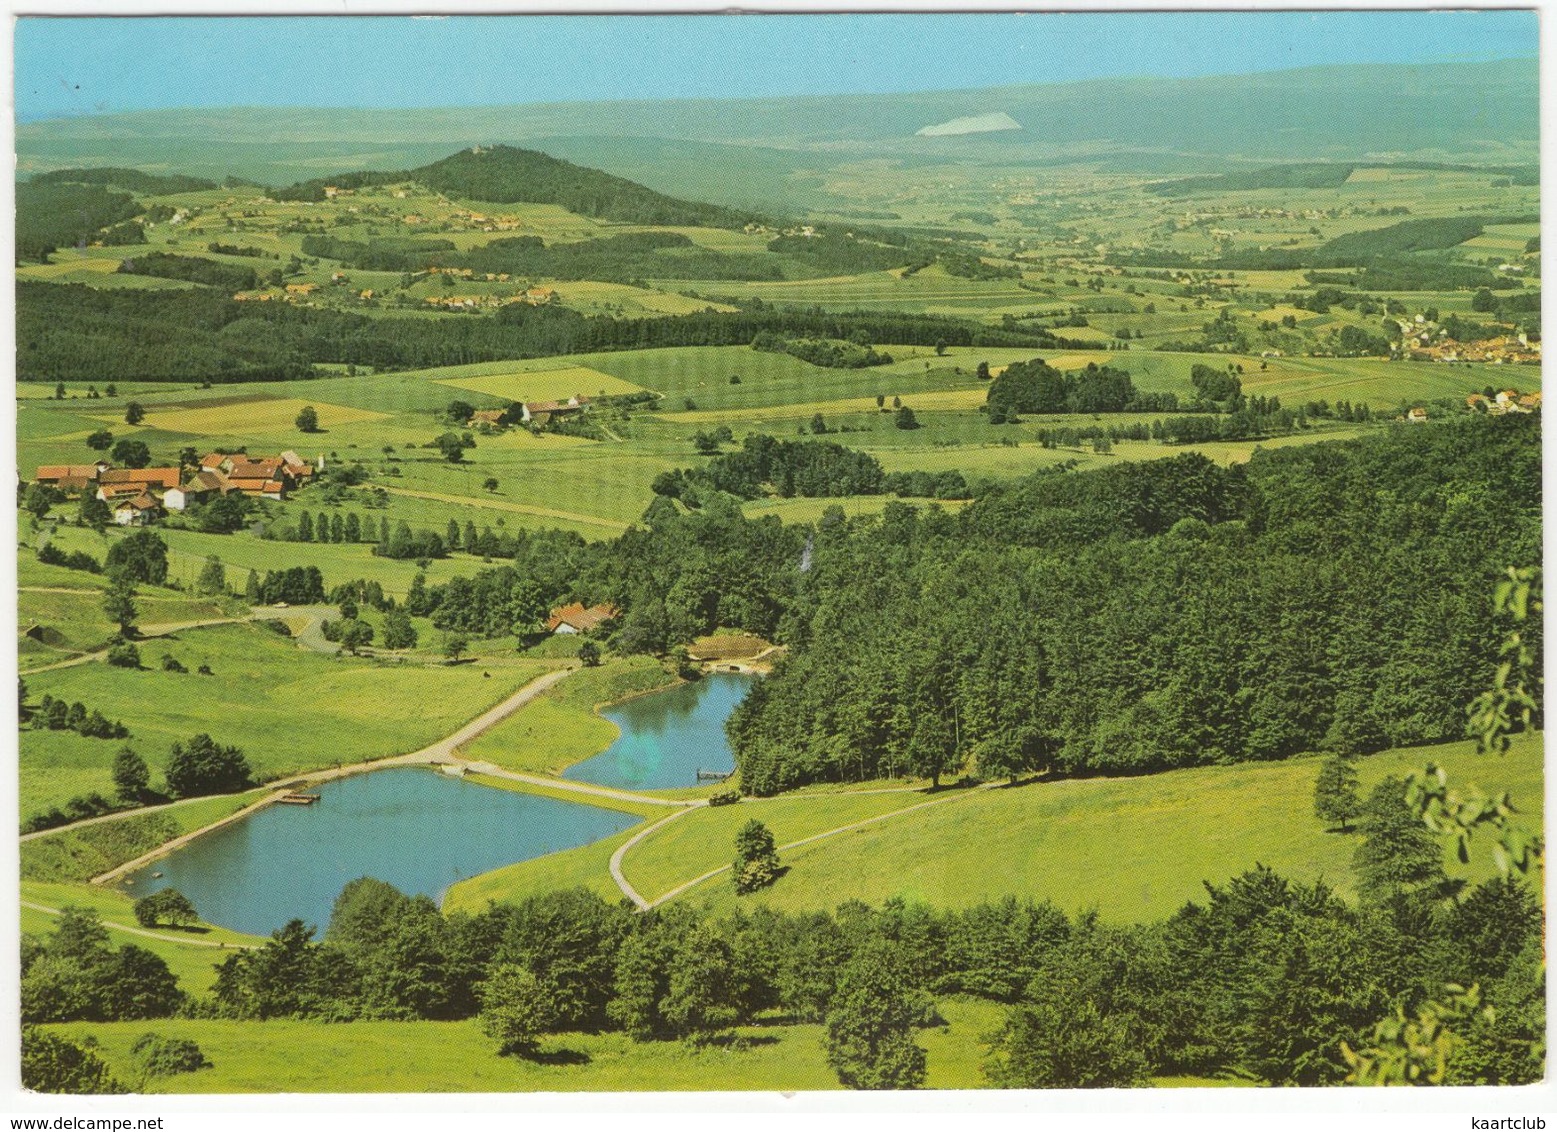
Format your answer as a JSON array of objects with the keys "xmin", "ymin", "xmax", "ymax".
[
  {"xmin": 47, "ymin": 996, "xmax": 1001, "ymax": 1091},
  {"xmin": 457, "ymin": 656, "xmax": 679, "ymax": 776},
  {"xmin": 651, "ymin": 734, "xmax": 1543, "ymax": 921},
  {"xmin": 742, "ymin": 495, "xmax": 968, "ymax": 524},
  {"xmin": 21, "ymin": 622, "xmax": 563, "ymax": 815}
]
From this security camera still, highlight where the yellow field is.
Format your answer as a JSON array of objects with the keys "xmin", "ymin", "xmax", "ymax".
[
  {"xmin": 664, "ymin": 388, "xmax": 990, "ymax": 425},
  {"xmin": 136, "ymin": 397, "xmax": 389, "ymax": 435},
  {"xmin": 435, "ymin": 367, "xmax": 645, "ymax": 401},
  {"xmin": 15, "ymin": 251, "xmax": 123, "ymax": 280}
]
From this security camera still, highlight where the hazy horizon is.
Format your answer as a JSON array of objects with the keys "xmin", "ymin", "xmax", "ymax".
[{"xmin": 15, "ymin": 12, "xmax": 1537, "ymax": 124}]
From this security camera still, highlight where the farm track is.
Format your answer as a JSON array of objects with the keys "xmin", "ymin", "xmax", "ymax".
[
  {"xmin": 374, "ymin": 485, "xmax": 630, "ymax": 531},
  {"xmin": 628, "ymin": 781, "xmax": 999, "ymax": 910},
  {"xmin": 18, "ymin": 605, "xmax": 338, "ymax": 674},
  {"xmin": 21, "ymin": 899, "xmax": 258, "ymax": 950}
]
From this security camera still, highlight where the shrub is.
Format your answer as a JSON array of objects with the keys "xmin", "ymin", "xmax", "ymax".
[
  {"xmin": 105, "ymin": 643, "xmax": 141, "ymax": 669},
  {"xmin": 160, "ymin": 654, "xmax": 187, "ymax": 673},
  {"xmin": 130, "ymin": 1033, "xmax": 209, "ymax": 1077},
  {"xmin": 707, "ymin": 789, "xmax": 740, "ymax": 807}
]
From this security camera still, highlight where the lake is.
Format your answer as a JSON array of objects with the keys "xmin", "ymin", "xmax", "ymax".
[
  {"xmin": 562, "ymin": 672, "xmax": 753, "ymax": 791},
  {"xmin": 121, "ymin": 768, "xmax": 638, "ymax": 936}
]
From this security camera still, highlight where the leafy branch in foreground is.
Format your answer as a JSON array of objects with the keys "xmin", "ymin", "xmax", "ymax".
[{"xmin": 1346, "ymin": 567, "xmax": 1543, "ymax": 1087}]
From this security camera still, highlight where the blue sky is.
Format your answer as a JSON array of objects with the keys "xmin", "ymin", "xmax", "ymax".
[{"xmin": 15, "ymin": 10, "xmax": 1538, "ymax": 123}]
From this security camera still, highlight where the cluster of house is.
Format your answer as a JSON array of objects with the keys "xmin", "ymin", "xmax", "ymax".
[
  {"xmin": 464, "ymin": 395, "xmax": 591, "ymax": 433},
  {"xmin": 1466, "ymin": 390, "xmax": 1542, "ymax": 415},
  {"xmin": 422, "ymin": 287, "xmax": 558, "ymax": 311},
  {"xmin": 544, "ymin": 602, "xmax": 619, "ymax": 635},
  {"xmin": 35, "ymin": 451, "xmax": 319, "ymax": 527},
  {"xmin": 1399, "ymin": 317, "xmax": 1541, "ymax": 365}
]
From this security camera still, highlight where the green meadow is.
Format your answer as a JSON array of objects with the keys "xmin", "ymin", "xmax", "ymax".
[
  {"xmin": 45, "ymin": 995, "xmax": 1008, "ymax": 1092},
  {"xmin": 19, "ymin": 621, "xmax": 564, "ymax": 817}
]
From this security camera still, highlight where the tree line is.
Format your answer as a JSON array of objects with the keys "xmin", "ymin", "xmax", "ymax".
[{"xmin": 18, "ymin": 281, "xmax": 1057, "ymax": 383}]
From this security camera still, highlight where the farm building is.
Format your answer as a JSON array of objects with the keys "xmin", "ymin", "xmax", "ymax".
[
  {"xmin": 520, "ymin": 395, "xmax": 590, "ymax": 424},
  {"xmin": 545, "ymin": 602, "xmax": 620, "ymax": 635},
  {"xmin": 470, "ymin": 409, "xmax": 507, "ymax": 427},
  {"xmin": 35, "ymin": 463, "xmax": 109, "ymax": 485},
  {"xmin": 98, "ymin": 467, "xmax": 181, "ymax": 491}
]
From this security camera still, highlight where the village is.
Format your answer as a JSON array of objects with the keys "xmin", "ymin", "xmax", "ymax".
[{"xmin": 33, "ymin": 450, "xmax": 319, "ymax": 526}]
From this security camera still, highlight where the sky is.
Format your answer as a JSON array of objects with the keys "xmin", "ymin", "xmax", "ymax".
[{"xmin": 13, "ymin": 9, "xmax": 1541, "ymax": 123}]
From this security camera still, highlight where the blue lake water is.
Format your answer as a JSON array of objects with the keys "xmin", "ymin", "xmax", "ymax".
[
  {"xmin": 562, "ymin": 673, "xmax": 753, "ymax": 790},
  {"xmin": 121, "ymin": 768, "xmax": 638, "ymax": 936}
]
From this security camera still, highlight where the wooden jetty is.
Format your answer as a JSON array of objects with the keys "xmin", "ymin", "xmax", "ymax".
[
  {"xmin": 696, "ymin": 769, "xmax": 733, "ymax": 782},
  {"xmin": 276, "ymin": 793, "xmax": 320, "ymax": 805}
]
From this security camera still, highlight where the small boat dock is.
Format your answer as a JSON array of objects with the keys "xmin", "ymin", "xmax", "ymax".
[
  {"xmin": 276, "ymin": 792, "xmax": 321, "ymax": 805},
  {"xmin": 696, "ymin": 769, "xmax": 733, "ymax": 782}
]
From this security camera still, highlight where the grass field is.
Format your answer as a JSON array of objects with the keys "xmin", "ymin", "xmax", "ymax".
[
  {"xmin": 45, "ymin": 995, "xmax": 1006, "ymax": 1091},
  {"xmin": 20, "ymin": 622, "xmax": 565, "ymax": 816},
  {"xmin": 661, "ymin": 734, "xmax": 1545, "ymax": 921},
  {"xmin": 433, "ymin": 366, "xmax": 645, "ymax": 401},
  {"xmin": 136, "ymin": 397, "xmax": 389, "ymax": 436}
]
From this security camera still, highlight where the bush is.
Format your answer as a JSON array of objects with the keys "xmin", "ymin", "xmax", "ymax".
[
  {"xmin": 130, "ymin": 1033, "xmax": 209, "ymax": 1077},
  {"xmin": 707, "ymin": 789, "xmax": 740, "ymax": 807},
  {"xmin": 105, "ymin": 642, "xmax": 140, "ymax": 669},
  {"xmin": 133, "ymin": 889, "xmax": 198, "ymax": 929},
  {"xmin": 160, "ymin": 654, "xmax": 187, "ymax": 673}
]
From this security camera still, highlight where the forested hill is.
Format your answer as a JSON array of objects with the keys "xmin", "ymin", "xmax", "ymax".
[
  {"xmin": 272, "ymin": 144, "xmax": 761, "ymax": 229},
  {"xmin": 727, "ymin": 416, "xmax": 1543, "ymax": 794}
]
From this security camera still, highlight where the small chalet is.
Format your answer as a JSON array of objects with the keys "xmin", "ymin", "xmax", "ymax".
[
  {"xmin": 470, "ymin": 409, "xmax": 507, "ymax": 427},
  {"xmin": 545, "ymin": 602, "xmax": 620, "ymax": 635},
  {"xmin": 112, "ymin": 492, "xmax": 162, "ymax": 527},
  {"xmin": 165, "ymin": 470, "xmax": 235, "ymax": 511},
  {"xmin": 1406, "ymin": 407, "xmax": 1429, "ymax": 424}
]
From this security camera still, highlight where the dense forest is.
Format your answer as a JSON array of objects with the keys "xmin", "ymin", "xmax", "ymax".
[
  {"xmin": 16, "ymin": 183, "xmax": 143, "ymax": 262},
  {"xmin": 261, "ymin": 418, "xmax": 1539, "ymax": 795},
  {"xmin": 17, "ymin": 281, "xmax": 1058, "ymax": 382},
  {"xmin": 272, "ymin": 145, "xmax": 761, "ymax": 230},
  {"xmin": 727, "ymin": 417, "xmax": 1541, "ymax": 792}
]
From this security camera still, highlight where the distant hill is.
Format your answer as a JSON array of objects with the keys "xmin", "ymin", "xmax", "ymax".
[
  {"xmin": 270, "ymin": 144, "xmax": 762, "ymax": 229},
  {"xmin": 16, "ymin": 60, "xmax": 1538, "ymax": 201}
]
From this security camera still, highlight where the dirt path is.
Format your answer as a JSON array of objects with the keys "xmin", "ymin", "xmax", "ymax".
[
  {"xmin": 459, "ymin": 762, "xmax": 694, "ymax": 810},
  {"xmin": 609, "ymin": 807, "xmax": 705, "ymax": 909},
  {"xmin": 18, "ymin": 616, "xmax": 250, "ymax": 675},
  {"xmin": 627, "ymin": 782, "xmax": 999, "ymax": 910},
  {"xmin": 21, "ymin": 900, "xmax": 257, "ymax": 951}
]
